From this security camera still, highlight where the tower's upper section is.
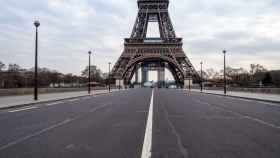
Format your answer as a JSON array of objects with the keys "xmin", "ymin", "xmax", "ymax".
[
  {"xmin": 137, "ymin": 0, "xmax": 169, "ymax": 9},
  {"xmin": 138, "ymin": 0, "xmax": 169, "ymax": 4},
  {"xmin": 127, "ymin": 0, "xmax": 180, "ymax": 44}
]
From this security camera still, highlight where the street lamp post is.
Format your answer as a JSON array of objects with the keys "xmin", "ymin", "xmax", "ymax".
[
  {"xmin": 34, "ymin": 20, "xmax": 40, "ymax": 101},
  {"xmin": 108, "ymin": 62, "xmax": 111, "ymax": 93},
  {"xmin": 223, "ymin": 50, "xmax": 227, "ymax": 95},
  {"xmin": 200, "ymin": 61, "xmax": 203, "ymax": 92},
  {"xmin": 88, "ymin": 51, "xmax": 92, "ymax": 94}
]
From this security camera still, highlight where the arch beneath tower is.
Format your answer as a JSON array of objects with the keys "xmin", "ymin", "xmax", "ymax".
[{"xmin": 122, "ymin": 55, "xmax": 185, "ymax": 86}]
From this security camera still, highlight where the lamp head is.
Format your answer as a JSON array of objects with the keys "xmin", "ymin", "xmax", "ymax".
[{"xmin": 34, "ymin": 20, "xmax": 40, "ymax": 27}]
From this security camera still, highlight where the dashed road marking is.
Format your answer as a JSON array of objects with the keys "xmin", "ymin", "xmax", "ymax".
[
  {"xmin": 9, "ymin": 107, "xmax": 38, "ymax": 113},
  {"xmin": 0, "ymin": 118, "xmax": 73, "ymax": 151},
  {"xmin": 0, "ymin": 102, "xmax": 113, "ymax": 151},
  {"xmin": 196, "ymin": 99, "xmax": 280, "ymax": 130},
  {"xmin": 68, "ymin": 98, "xmax": 80, "ymax": 102},
  {"xmin": 227, "ymin": 97, "xmax": 253, "ymax": 102},
  {"xmin": 141, "ymin": 89, "xmax": 154, "ymax": 158},
  {"xmin": 256, "ymin": 101, "xmax": 280, "ymax": 107},
  {"xmin": 45, "ymin": 101, "xmax": 64, "ymax": 106},
  {"xmin": 242, "ymin": 115, "xmax": 280, "ymax": 129},
  {"xmin": 89, "ymin": 103, "xmax": 112, "ymax": 113}
]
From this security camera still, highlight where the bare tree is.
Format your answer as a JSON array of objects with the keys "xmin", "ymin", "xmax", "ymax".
[
  {"xmin": 206, "ymin": 68, "xmax": 219, "ymax": 79},
  {"xmin": 270, "ymin": 70, "xmax": 280, "ymax": 87},
  {"xmin": 81, "ymin": 65, "xmax": 105, "ymax": 83},
  {"xmin": 250, "ymin": 64, "xmax": 267, "ymax": 74},
  {"xmin": 8, "ymin": 64, "xmax": 21, "ymax": 72},
  {"xmin": 0, "ymin": 61, "xmax": 5, "ymax": 71}
]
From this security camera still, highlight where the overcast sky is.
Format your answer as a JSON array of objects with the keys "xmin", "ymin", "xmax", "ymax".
[{"xmin": 0, "ymin": 0, "xmax": 280, "ymax": 75}]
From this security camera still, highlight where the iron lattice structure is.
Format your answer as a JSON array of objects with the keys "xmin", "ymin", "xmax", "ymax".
[{"xmin": 112, "ymin": 0, "xmax": 198, "ymax": 85}]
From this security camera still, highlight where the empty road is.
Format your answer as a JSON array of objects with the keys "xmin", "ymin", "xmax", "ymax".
[{"xmin": 0, "ymin": 88, "xmax": 279, "ymax": 158}]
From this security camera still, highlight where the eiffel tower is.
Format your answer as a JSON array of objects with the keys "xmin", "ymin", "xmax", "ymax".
[{"xmin": 112, "ymin": 0, "xmax": 198, "ymax": 88}]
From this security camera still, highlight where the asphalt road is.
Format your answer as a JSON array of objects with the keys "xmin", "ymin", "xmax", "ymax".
[{"xmin": 0, "ymin": 88, "xmax": 279, "ymax": 158}]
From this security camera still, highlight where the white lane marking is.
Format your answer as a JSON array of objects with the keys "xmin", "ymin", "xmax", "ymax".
[
  {"xmin": 9, "ymin": 107, "xmax": 38, "ymax": 113},
  {"xmin": 89, "ymin": 103, "xmax": 112, "ymax": 113},
  {"xmin": 68, "ymin": 98, "xmax": 80, "ymax": 102},
  {"xmin": 242, "ymin": 116, "xmax": 280, "ymax": 129},
  {"xmin": 45, "ymin": 101, "xmax": 64, "ymax": 106},
  {"xmin": 196, "ymin": 100, "xmax": 280, "ymax": 130},
  {"xmin": 256, "ymin": 101, "xmax": 280, "ymax": 107},
  {"xmin": 0, "ymin": 103, "xmax": 112, "ymax": 151},
  {"xmin": 141, "ymin": 89, "xmax": 154, "ymax": 158},
  {"xmin": 214, "ymin": 95, "xmax": 223, "ymax": 98},
  {"xmin": 228, "ymin": 97, "xmax": 253, "ymax": 102},
  {"xmin": 0, "ymin": 118, "xmax": 73, "ymax": 151}
]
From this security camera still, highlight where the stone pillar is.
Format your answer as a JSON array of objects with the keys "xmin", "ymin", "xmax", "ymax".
[
  {"xmin": 141, "ymin": 66, "xmax": 148, "ymax": 84},
  {"xmin": 184, "ymin": 78, "xmax": 193, "ymax": 89},
  {"xmin": 116, "ymin": 79, "xmax": 124, "ymax": 89},
  {"xmin": 120, "ymin": 80, "xmax": 124, "ymax": 89},
  {"xmin": 135, "ymin": 67, "xmax": 139, "ymax": 84},
  {"xmin": 158, "ymin": 67, "xmax": 165, "ymax": 82},
  {"xmin": 115, "ymin": 79, "xmax": 119, "ymax": 88},
  {"xmin": 157, "ymin": 67, "xmax": 165, "ymax": 87}
]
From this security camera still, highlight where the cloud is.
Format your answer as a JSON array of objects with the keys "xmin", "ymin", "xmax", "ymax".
[
  {"xmin": 170, "ymin": 0, "xmax": 280, "ymax": 71},
  {"xmin": 0, "ymin": 0, "xmax": 279, "ymax": 76}
]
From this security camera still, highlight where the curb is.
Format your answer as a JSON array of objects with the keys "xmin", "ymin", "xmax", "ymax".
[
  {"xmin": 190, "ymin": 90, "xmax": 280, "ymax": 104},
  {"xmin": 0, "ymin": 92, "xmax": 109, "ymax": 111}
]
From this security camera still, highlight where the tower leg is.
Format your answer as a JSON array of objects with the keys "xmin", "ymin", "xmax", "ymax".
[
  {"xmin": 141, "ymin": 66, "xmax": 148, "ymax": 84},
  {"xmin": 135, "ymin": 68, "xmax": 139, "ymax": 84},
  {"xmin": 157, "ymin": 67, "xmax": 165, "ymax": 87}
]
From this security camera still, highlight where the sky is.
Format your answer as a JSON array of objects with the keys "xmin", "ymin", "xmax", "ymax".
[{"xmin": 0, "ymin": 0, "xmax": 280, "ymax": 76}]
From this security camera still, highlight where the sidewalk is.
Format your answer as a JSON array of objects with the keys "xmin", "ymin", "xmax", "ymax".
[
  {"xmin": 0, "ymin": 90, "xmax": 110, "ymax": 110},
  {"xmin": 189, "ymin": 89, "xmax": 280, "ymax": 103}
]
